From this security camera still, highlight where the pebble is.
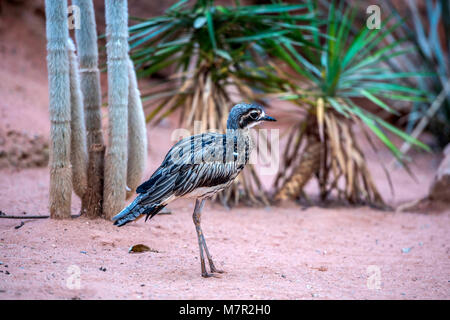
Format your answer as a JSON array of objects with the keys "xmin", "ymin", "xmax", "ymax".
[{"xmin": 402, "ymin": 247, "xmax": 413, "ymax": 254}]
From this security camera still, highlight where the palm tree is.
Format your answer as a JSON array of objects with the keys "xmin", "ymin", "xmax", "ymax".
[
  {"xmin": 103, "ymin": 0, "xmax": 130, "ymax": 219},
  {"xmin": 127, "ymin": 0, "xmax": 316, "ymax": 206},
  {"xmin": 73, "ymin": 0, "xmax": 106, "ymax": 218},
  {"xmin": 45, "ymin": 0, "xmax": 73, "ymax": 218},
  {"xmin": 45, "ymin": 0, "xmax": 148, "ymax": 219},
  {"xmin": 273, "ymin": 3, "xmax": 430, "ymax": 206}
]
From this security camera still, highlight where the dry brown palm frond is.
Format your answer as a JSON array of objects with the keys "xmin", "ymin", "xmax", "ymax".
[
  {"xmin": 274, "ymin": 114, "xmax": 322, "ymax": 202},
  {"xmin": 274, "ymin": 100, "xmax": 386, "ymax": 208}
]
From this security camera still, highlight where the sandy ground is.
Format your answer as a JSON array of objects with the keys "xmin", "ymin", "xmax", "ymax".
[
  {"xmin": 0, "ymin": 0, "xmax": 449, "ymax": 300},
  {"xmin": 0, "ymin": 166, "xmax": 449, "ymax": 300}
]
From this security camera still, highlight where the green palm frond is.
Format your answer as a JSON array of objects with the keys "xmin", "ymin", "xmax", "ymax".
[{"xmin": 275, "ymin": 3, "xmax": 431, "ymax": 162}]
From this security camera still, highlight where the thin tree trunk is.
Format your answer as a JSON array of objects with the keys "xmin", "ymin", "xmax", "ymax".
[
  {"xmin": 274, "ymin": 134, "xmax": 322, "ymax": 201},
  {"xmin": 85, "ymin": 144, "xmax": 106, "ymax": 218},
  {"xmin": 68, "ymin": 38, "xmax": 88, "ymax": 213},
  {"xmin": 103, "ymin": 0, "xmax": 129, "ymax": 219},
  {"xmin": 73, "ymin": 0, "xmax": 105, "ymax": 217},
  {"xmin": 73, "ymin": 0, "xmax": 104, "ymax": 148},
  {"xmin": 126, "ymin": 58, "xmax": 147, "ymax": 198},
  {"xmin": 45, "ymin": 0, "xmax": 72, "ymax": 219},
  {"xmin": 429, "ymin": 144, "xmax": 450, "ymax": 202}
]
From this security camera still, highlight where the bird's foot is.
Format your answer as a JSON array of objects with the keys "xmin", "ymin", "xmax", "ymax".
[
  {"xmin": 202, "ymin": 272, "xmax": 221, "ymax": 278},
  {"xmin": 210, "ymin": 267, "xmax": 225, "ymax": 274}
]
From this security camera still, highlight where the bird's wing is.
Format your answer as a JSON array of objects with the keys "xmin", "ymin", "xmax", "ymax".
[{"xmin": 135, "ymin": 132, "xmax": 247, "ymax": 203}]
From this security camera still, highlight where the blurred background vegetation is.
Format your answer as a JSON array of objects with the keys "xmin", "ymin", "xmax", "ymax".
[{"xmin": 125, "ymin": 0, "xmax": 449, "ymax": 207}]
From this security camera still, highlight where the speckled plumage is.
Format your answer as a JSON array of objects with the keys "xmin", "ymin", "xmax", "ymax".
[{"xmin": 112, "ymin": 103, "xmax": 275, "ymax": 277}]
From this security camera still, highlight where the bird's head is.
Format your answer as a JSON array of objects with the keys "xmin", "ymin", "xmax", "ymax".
[{"xmin": 226, "ymin": 103, "xmax": 276, "ymax": 130}]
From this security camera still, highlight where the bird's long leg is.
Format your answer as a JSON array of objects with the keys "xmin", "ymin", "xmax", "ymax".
[
  {"xmin": 200, "ymin": 232, "xmax": 224, "ymax": 274},
  {"xmin": 193, "ymin": 199, "xmax": 218, "ymax": 278},
  {"xmin": 196, "ymin": 199, "xmax": 224, "ymax": 274}
]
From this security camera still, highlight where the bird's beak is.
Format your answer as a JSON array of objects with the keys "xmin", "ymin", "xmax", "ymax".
[{"xmin": 260, "ymin": 115, "xmax": 276, "ymax": 122}]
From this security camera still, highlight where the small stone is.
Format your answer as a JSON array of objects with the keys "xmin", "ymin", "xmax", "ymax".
[
  {"xmin": 402, "ymin": 247, "xmax": 412, "ymax": 254},
  {"xmin": 311, "ymin": 293, "xmax": 319, "ymax": 297},
  {"xmin": 306, "ymin": 284, "xmax": 312, "ymax": 290},
  {"xmin": 5, "ymin": 270, "xmax": 10, "ymax": 275}
]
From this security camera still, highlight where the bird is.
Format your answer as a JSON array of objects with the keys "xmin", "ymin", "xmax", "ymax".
[{"xmin": 112, "ymin": 103, "xmax": 276, "ymax": 277}]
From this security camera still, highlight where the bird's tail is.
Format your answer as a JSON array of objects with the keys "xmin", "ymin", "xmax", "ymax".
[{"xmin": 112, "ymin": 195, "xmax": 165, "ymax": 226}]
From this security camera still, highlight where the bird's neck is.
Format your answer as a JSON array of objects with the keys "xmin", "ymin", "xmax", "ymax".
[
  {"xmin": 224, "ymin": 127, "xmax": 254, "ymax": 156},
  {"xmin": 225, "ymin": 127, "xmax": 251, "ymax": 138}
]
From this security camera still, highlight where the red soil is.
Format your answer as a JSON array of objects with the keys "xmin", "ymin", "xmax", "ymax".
[
  {"xmin": 0, "ymin": 1, "xmax": 449, "ymax": 300},
  {"xmin": 0, "ymin": 163, "xmax": 449, "ymax": 299}
]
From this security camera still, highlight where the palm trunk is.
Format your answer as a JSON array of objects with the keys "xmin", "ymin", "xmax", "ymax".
[
  {"xmin": 45, "ymin": 0, "xmax": 72, "ymax": 219},
  {"xmin": 85, "ymin": 143, "xmax": 106, "ymax": 218},
  {"xmin": 428, "ymin": 144, "xmax": 450, "ymax": 202},
  {"xmin": 103, "ymin": 0, "xmax": 129, "ymax": 219},
  {"xmin": 73, "ymin": 0, "xmax": 104, "ymax": 148},
  {"xmin": 126, "ymin": 58, "xmax": 147, "ymax": 197},
  {"xmin": 68, "ymin": 38, "xmax": 88, "ymax": 212},
  {"xmin": 274, "ymin": 133, "xmax": 322, "ymax": 201},
  {"xmin": 73, "ymin": 0, "xmax": 105, "ymax": 218}
]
